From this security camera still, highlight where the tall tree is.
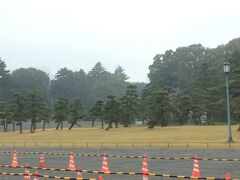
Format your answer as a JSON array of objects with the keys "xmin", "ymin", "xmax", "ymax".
[
  {"xmin": 11, "ymin": 68, "xmax": 49, "ymax": 98},
  {"xmin": 0, "ymin": 101, "xmax": 9, "ymax": 132},
  {"xmin": 177, "ymin": 95, "xmax": 193, "ymax": 125},
  {"xmin": 229, "ymin": 51, "xmax": 240, "ymax": 125},
  {"xmin": 26, "ymin": 91, "xmax": 44, "ymax": 133},
  {"xmin": 114, "ymin": 66, "xmax": 129, "ymax": 81},
  {"xmin": 89, "ymin": 100, "xmax": 104, "ymax": 128},
  {"xmin": 50, "ymin": 68, "xmax": 75, "ymax": 101},
  {"xmin": 142, "ymin": 83, "xmax": 172, "ymax": 128},
  {"xmin": 120, "ymin": 84, "xmax": 139, "ymax": 127},
  {"xmin": 68, "ymin": 99, "xmax": 84, "ymax": 129},
  {"xmin": 39, "ymin": 102, "xmax": 51, "ymax": 131},
  {"xmin": 5, "ymin": 103, "xmax": 15, "ymax": 132},
  {"xmin": 11, "ymin": 93, "xmax": 26, "ymax": 133},
  {"xmin": 88, "ymin": 62, "xmax": 107, "ymax": 82},
  {"xmin": 53, "ymin": 97, "xmax": 69, "ymax": 130},
  {"xmin": 102, "ymin": 95, "xmax": 121, "ymax": 131},
  {"xmin": 0, "ymin": 58, "xmax": 11, "ymax": 100}
]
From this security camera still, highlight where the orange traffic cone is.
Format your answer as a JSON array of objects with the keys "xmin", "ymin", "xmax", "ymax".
[
  {"xmin": 142, "ymin": 154, "xmax": 149, "ymax": 180},
  {"xmin": 76, "ymin": 166, "xmax": 83, "ymax": 179},
  {"xmin": 34, "ymin": 169, "xmax": 39, "ymax": 180},
  {"xmin": 225, "ymin": 172, "xmax": 231, "ymax": 180},
  {"xmin": 24, "ymin": 163, "xmax": 31, "ymax": 180},
  {"xmin": 39, "ymin": 153, "xmax": 46, "ymax": 168},
  {"xmin": 192, "ymin": 154, "xmax": 201, "ymax": 178},
  {"xmin": 12, "ymin": 151, "xmax": 18, "ymax": 167},
  {"xmin": 100, "ymin": 153, "xmax": 110, "ymax": 173},
  {"xmin": 99, "ymin": 175, "xmax": 103, "ymax": 180},
  {"xmin": 68, "ymin": 152, "xmax": 76, "ymax": 170}
]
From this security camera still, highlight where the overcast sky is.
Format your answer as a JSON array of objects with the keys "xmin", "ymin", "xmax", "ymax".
[{"xmin": 0, "ymin": 0, "xmax": 240, "ymax": 82}]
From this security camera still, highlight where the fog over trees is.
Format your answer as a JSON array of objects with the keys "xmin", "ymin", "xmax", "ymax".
[{"xmin": 0, "ymin": 37, "xmax": 240, "ymax": 131}]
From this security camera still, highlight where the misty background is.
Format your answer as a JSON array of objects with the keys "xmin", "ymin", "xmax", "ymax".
[{"xmin": 1, "ymin": 0, "xmax": 240, "ymax": 82}]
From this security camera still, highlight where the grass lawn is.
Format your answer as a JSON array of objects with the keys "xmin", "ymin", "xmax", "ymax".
[{"xmin": 0, "ymin": 125, "xmax": 239, "ymax": 148}]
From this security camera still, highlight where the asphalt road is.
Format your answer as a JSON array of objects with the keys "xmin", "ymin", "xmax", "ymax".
[{"xmin": 0, "ymin": 147, "xmax": 239, "ymax": 180}]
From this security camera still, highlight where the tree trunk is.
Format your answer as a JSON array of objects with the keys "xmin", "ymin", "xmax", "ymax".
[
  {"xmin": 56, "ymin": 121, "xmax": 60, "ymax": 130},
  {"xmin": 101, "ymin": 119, "xmax": 104, "ymax": 129},
  {"xmin": 60, "ymin": 121, "xmax": 63, "ymax": 130},
  {"xmin": 114, "ymin": 121, "xmax": 118, "ymax": 128},
  {"xmin": 42, "ymin": 120, "xmax": 46, "ymax": 131},
  {"xmin": 210, "ymin": 112, "xmax": 214, "ymax": 125},
  {"xmin": 105, "ymin": 121, "xmax": 113, "ymax": 131},
  {"xmin": 69, "ymin": 122, "xmax": 75, "ymax": 130},
  {"xmin": 148, "ymin": 120, "xmax": 157, "ymax": 129},
  {"xmin": 30, "ymin": 119, "xmax": 34, "ymax": 133},
  {"xmin": 12, "ymin": 122, "xmax": 15, "ymax": 131},
  {"xmin": 3, "ymin": 120, "xmax": 6, "ymax": 132},
  {"xmin": 19, "ymin": 121, "xmax": 23, "ymax": 134},
  {"xmin": 123, "ymin": 122, "xmax": 129, "ymax": 127},
  {"xmin": 33, "ymin": 121, "xmax": 36, "ymax": 132},
  {"xmin": 5, "ymin": 122, "xmax": 8, "ymax": 132},
  {"xmin": 91, "ymin": 119, "xmax": 95, "ymax": 127}
]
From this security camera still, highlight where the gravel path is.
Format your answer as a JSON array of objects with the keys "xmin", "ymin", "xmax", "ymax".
[{"xmin": 0, "ymin": 147, "xmax": 239, "ymax": 179}]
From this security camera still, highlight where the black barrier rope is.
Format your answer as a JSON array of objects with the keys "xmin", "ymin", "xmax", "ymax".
[
  {"xmin": 0, "ymin": 150, "xmax": 239, "ymax": 162},
  {"xmin": 0, "ymin": 172, "xmax": 96, "ymax": 180},
  {"xmin": 0, "ymin": 164, "xmax": 233, "ymax": 180}
]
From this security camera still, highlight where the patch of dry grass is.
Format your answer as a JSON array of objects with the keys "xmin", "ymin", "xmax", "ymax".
[{"xmin": 0, "ymin": 125, "xmax": 239, "ymax": 148}]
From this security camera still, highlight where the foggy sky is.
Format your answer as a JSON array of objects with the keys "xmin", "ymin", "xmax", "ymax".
[{"xmin": 0, "ymin": 0, "xmax": 240, "ymax": 82}]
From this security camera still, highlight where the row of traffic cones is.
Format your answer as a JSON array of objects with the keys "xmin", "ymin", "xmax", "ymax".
[
  {"xmin": 12, "ymin": 151, "xmax": 46, "ymax": 180},
  {"xmin": 192, "ymin": 154, "xmax": 231, "ymax": 179},
  {"xmin": 68, "ymin": 152, "xmax": 83, "ymax": 178},
  {"xmin": 24, "ymin": 163, "xmax": 39, "ymax": 180},
  {"xmin": 12, "ymin": 151, "xmax": 46, "ymax": 168},
  {"xmin": 99, "ymin": 153, "xmax": 232, "ymax": 180},
  {"xmin": 12, "ymin": 151, "xmax": 232, "ymax": 180}
]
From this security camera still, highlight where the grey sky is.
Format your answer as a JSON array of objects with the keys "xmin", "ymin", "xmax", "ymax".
[{"xmin": 0, "ymin": 0, "xmax": 240, "ymax": 82}]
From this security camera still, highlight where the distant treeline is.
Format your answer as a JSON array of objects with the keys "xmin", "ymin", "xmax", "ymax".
[{"xmin": 0, "ymin": 37, "xmax": 240, "ymax": 132}]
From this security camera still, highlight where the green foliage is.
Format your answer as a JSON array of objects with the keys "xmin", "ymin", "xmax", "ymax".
[
  {"xmin": 39, "ymin": 102, "xmax": 51, "ymax": 131},
  {"xmin": 0, "ymin": 58, "xmax": 11, "ymax": 100},
  {"xmin": 0, "ymin": 37, "xmax": 240, "ymax": 132},
  {"xmin": 50, "ymin": 63, "xmax": 128, "ymax": 108},
  {"xmin": 229, "ymin": 51, "xmax": 240, "ymax": 123},
  {"xmin": 53, "ymin": 97, "xmax": 69, "ymax": 130},
  {"xmin": 26, "ymin": 91, "xmax": 44, "ymax": 133},
  {"xmin": 0, "ymin": 101, "xmax": 9, "ymax": 132},
  {"xmin": 88, "ymin": 62, "xmax": 107, "ymax": 82},
  {"xmin": 148, "ymin": 37, "xmax": 240, "ymax": 125},
  {"xmin": 142, "ymin": 83, "xmax": 172, "ymax": 128},
  {"xmin": 68, "ymin": 99, "xmax": 84, "ymax": 129},
  {"xmin": 119, "ymin": 84, "xmax": 140, "ymax": 127},
  {"xmin": 11, "ymin": 93, "xmax": 26, "ymax": 133},
  {"xmin": 11, "ymin": 68, "xmax": 49, "ymax": 98},
  {"xmin": 102, "ymin": 95, "xmax": 121, "ymax": 130},
  {"xmin": 89, "ymin": 100, "xmax": 104, "ymax": 127},
  {"xmin": 177, "ymin": 95, "xmax": 193, "ymax": 125},
  {"xmin": 114, "ymin": 66, "xmax": 129, "ymax": 81}
]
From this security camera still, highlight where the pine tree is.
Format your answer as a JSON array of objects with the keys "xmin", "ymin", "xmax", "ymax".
[
  {"xmin": 0, "ymin": 57, "xmax": 11, "ymax": 100},
  {"xmin": 102, "ymin": 95, "xmax": 121, "ymax": 130},
  {"xmin": 53, "ymin": 97, "xmax": 69, "ymax": 130},
  {"xmin": 68, "ymin": 99, "xmax": 84, "ymax": 129},
  {"xmin": 114, "ymin": 66, "xmax": 128, "ymax": 81},
  {"xmin": 89, "ymin": 100, "xmax": 104, "ymax": 128},
  {"xmin": 26, "ymin": 91, "xmax": 44, "ymax": 133},
  {"xmin": 11, "ymin": 93, "xmax": 26, "ymax": 133},
  {"xmin": 0, "ymin": 101, "xmax": 8, "ymax": 132},
  {"xmin": 120, "ymin": 85, "xmax": 139, "ymax": 127},
  {"xmin": 39, "ymin": 102, "xmax": 51, "ymax": 131},
  {"xmin": 88, "ymin": 62, "xmax": 107, "ymax": 81}
]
